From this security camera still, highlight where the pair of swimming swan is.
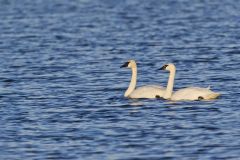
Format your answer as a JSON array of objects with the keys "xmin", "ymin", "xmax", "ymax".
[{"xmin": 121, "ymin": 60, "xmax": 220, "ymax": 101}]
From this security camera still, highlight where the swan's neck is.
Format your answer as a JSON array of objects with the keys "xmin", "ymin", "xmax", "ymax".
[
  {"xmin": 124, "ymin": 67, "xmax": 137, "ymax": 97},
  {"xmin": 164, "ymin": 68, "xmax": 175, "ymax": 99}
]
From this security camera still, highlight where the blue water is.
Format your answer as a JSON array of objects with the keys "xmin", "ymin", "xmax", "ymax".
[{"xmin": 0, "ymin": 0, "xmax": 240, "ymax": 159}]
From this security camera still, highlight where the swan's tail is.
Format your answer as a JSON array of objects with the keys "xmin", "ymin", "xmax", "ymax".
[{"xmin": 205, "ymin": 92, "xmax": 221, "ymax": 99}]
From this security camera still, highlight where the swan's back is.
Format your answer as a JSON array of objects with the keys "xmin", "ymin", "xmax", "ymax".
[
  {"xmin": 171, "ymin": 87, "xmax": 220, "ymax": 101},
  {"xmin": 129, "ymin": 85, "xmax": 166, "ymax": 99}
]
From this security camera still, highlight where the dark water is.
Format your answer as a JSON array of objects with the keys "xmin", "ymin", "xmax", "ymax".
[{"xmin": 0, "ymin": 0, "xmax": 240, "ymax": 159}]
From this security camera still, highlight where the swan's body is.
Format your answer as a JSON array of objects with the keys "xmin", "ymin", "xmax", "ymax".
[
  {"xmin": 121, "ymin": 60, "xmax": 165, "ymax": 99},
  {"xmin": 128, "ymin": 85, "xmax": 165, "ymax": 99},
  {"xmin": 160, "ymin": 63, "xmax": 220, "ymax": 101},
  {"xmin": 171, "ymin": 87, "xmax": 220, "ymax": 101}
]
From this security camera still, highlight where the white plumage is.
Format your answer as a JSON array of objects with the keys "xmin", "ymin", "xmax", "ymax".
[
  {"xmin": 127, "ymin": 85, "xmax": 165, "ymax": 99},
  {"xmin": 121, "ymin": 60, "xmax": 165, "ymax": 99},
  {"xmin": 171, "ymin": 87, "xmax": 220, "ymax": 101},
  {"xmin": 160, "ymin": 63, "xmax": 220, "ymax": 101}
]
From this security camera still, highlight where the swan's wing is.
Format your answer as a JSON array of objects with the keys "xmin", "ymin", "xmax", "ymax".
[
  {"xmin": 129, "ymin": 85, "xmax": 166, "ymax": 99},
  {"xmin": 172, "ymin": 87, "xmax": 219, "ymax": 101}
]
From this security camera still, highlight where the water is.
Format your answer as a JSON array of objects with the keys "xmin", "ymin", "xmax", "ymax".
[{"xmin": 0, "ymin": 0, "xmax": 240, "ymax": 159}]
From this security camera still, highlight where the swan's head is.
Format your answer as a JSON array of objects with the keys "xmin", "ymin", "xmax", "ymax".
[
  {"xmin": 120, "ymin": 60, "xmax": 137, "ymax": 68},
  {"xmin": 159, "ymin": 63, "xmax": 176, "ymax": 71}
]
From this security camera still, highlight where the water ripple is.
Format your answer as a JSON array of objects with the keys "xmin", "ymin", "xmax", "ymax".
[{"xmin": 0, "ymin": 0, "xmax": 240, "ymax": 159}]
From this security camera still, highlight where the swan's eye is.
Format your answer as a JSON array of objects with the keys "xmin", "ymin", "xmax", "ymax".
[
  {"xmin": 120, "ymin": 62, "xmax": 130, "ymax": 68},
  {"xmin": 160, "ymin": 65, "xmax": 168, "ymax": 70}
]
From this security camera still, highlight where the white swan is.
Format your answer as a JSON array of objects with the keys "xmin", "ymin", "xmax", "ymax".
[
  {"xmin": 121, "ymin": 60, "xmax": 165, "ymax": 99},
  {"xmin": 160, "ymin": 63, "xmax": 220, "ymax": 101}
]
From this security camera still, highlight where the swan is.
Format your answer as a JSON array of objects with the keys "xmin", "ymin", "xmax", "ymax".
[
  {"xmin": 121, "ymin": 60, "xmax": 165, "ymax": 99},
  {"xmin": 159, "ymin": 63, "xmax": 220, "ymax": 101}
]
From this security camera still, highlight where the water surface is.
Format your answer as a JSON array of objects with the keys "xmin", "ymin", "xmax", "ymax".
[{"xmin": 0, "ymin": 0, "xmax": 240, "ymax": 159}]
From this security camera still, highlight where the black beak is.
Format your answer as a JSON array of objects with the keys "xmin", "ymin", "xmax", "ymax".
[
  {"xmin": 120, "ymin": 62, "xmax": 129, "ymax": 68},
  {"xmin": 159, "ymin": 64, "xmax": 168, "ymax": 70}
]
